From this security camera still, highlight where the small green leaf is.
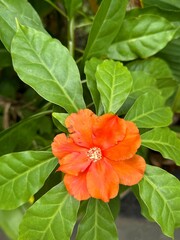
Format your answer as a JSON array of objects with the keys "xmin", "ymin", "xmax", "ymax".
[
  {"xmin": 125, "ymin": 91, "xmax": 173, "ymax": 128},
  {"xmin": 0, "ymin": 0, "xmax": 46, "ymax": 51},
  {"xmin": 95, "ymin": 59, "xmax": 132, "ymax": 113},
  {"xmin": 76, "ymin": 199, "xmax": 118, "ymax": 240},
  {"xmin": 52, "ymin": 112, "xmax": 68, "ymax": 132},
  {"xmin": 19, "ymin": 182, "xmax": 80, "ymax": 240},
  {"xmin": 108, "ymin": 15, "xmax": 177, "ymax": 61},
  {"xmin": 0, "ymin": 151, "xmax": 57, "ymax": 209},
  {"xmin": 11, "ymin": 24, "xmax": 85, "ymax": 113},
  {"xmin": 85, "ymin": 57, "xmax": 103, "ymax": 114},
  {"xmin": 83, "ymin": 0, "xmax": 128, "ymax": 61},
  {"xmin": 141, "ymin": 127, "xmax": 180, "ymax": 165},
  {"xmin": 137, "ymin": 164, "xmax": 180, "ymax": 238}
]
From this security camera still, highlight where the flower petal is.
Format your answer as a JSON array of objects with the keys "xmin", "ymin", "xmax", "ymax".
[
  {"xmin": 86, "ymin": 159, "xmax": 119, "ymax": 202},
  {"xmin": 92, "ymin": 114, "xmax": 126, "ymax": 149},
  {"xmin": 103, "ymin": 121, "xmax": 141, "ymax": 160},
  {"xmin": 58, "ymin": 151, "xmax": 91, "ymax": 176},
  {"xmin": 51, "ymin": 133, "xmax": 84, "ymax": 159},
  {"xmin": 64, "ymin": 172, "xmax": 90, "ymax": 201},
  {"xmin": 65, "ymin": 109, "xmax": 97, "ymax": 148},
  {"xmin": 109, "ymin": 155, "xmax": 146, "ymax": 185}
]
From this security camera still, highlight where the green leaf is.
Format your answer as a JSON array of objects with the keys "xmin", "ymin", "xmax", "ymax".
[
  {"xmin": 95, "ymin": 59, "xmax": 132, "ymax": 113},
  {"xmin": 52, "ymin": 112, "xmax": 68, "ymax": 132},
  {"xmin": 118, "ymin": 71, "xmax": 157, "ymax": 115},
  {"xmin": 158, "ymin": 38, "xmax": 180, "ymax": 82},
  {"xmin": 137, "ymin": 164, "xmax": 180, "ymax": 238},
  {"xmin": 0, "ymin": 151, "xmax": 57, "ymax": 209},
  {"xmin": 63, "ymin": 0, "xmax": 82, "ymax": 19},
  {"xmin": 0, "ymin": 0, "xmax": 46, "ymax": 51},
  {"xmin": 172, "ymin": 85, "xmax": 180, "ymax": 112},
  {"xmin": 84, "ymin": 57, "xmax": 103, "ymax": 114},
  {"xmin": 127, "ymin": 57, "xmax": 173, "ymax": 79},
  {"xmin": 76, "ymin": 199, "xmax": 118, "ymax": 240},
  {"xmin": 0, "ymin": 111, "xmax": 50, "ymax": 156},
  {"xmin": 0, "ymin": 205, "xmax": 27, "ymax": 240},
  {"xmin": 19, "ymin": 182, "xmax": 80, "ymax": 240},
  {"xmin": 125, "ymin": 91, "xmax": 173, "ymax": 128},
  {"xmin": 108, "ymin": 15, "xmax": 177, "ymax": 61},
  {"xmin": 11, "ymin": 24, "xmax": 85, "ymax": 113},
  {"xmin": 83, "ymin": 0, "xmax": 128, "ymax": 61},
  {"xmin": 0, "ymin": 47, "xmax": 11, "ymax": 68},
  {"xmin": 141, "ymin": 128, "xmax": 180, "ymax": 166},
  {"xmin": 129, "ymin": 71, "xmax": 157, "ymax": 98},
  {"xmin": 142, "ymin": 0, "xmax": 180, "ymax": 10}
]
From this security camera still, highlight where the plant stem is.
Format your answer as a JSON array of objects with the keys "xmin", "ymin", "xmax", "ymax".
[{"xmin": 68, "ymin": 17, "xmax": 75, "ymax": 56}]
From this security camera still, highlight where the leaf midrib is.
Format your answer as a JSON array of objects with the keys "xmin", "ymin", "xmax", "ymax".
[{"xmin": 14, "ymin": 27, "xmax": 79, "ymax": 112}]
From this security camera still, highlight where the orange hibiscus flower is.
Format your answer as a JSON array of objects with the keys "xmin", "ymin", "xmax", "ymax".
[{"xmin": 51, "ymin": 109, "xmax": 146, "ymax": 202}]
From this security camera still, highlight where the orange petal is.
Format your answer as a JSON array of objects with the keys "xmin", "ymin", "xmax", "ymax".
[
  {"xmin": 93, "ymin": 114, "xmax": 126, "ymax": 149},
  {"xmin": 109, "ymin": 154, "xmax": 146, "ymax": 185},
  {"xmin": 64, "ymin": 172, "xmax": 90, "ymax": 201},
  {"xmin": 65, "ymin": 109, "xmax": 97, "ymax": 148},
  {"xmin": 58, "ymin": 151, "xmax": 91, "ymax": 176},
  {"xmin": 51, "ymin": 133, "xmax": 85, "ymax": 159},
  {"xmin": 103, "ymin": 121, "xmax": 141, "ymax": 160},
  {"xmin": 86, "ymin": 159, "xmax": 119, "ymax": 202}
]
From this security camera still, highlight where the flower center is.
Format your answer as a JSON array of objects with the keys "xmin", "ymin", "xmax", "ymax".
[{"xmin": 87, "ymin": 147, "xmax": 102, "ymax": 162}]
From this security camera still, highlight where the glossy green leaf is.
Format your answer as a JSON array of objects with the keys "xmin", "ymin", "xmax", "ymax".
[
  {"xmin": 76, "ymin": 198, "xmax": 118, "ymax": 240},
  {"xmin": 143, "ymin": 0, "xmax": 180, "ymax": 10},
  {"xmin": 141, "ymin": 127, "xmax": 180, "ymax": 165},
  {"xmin": 0, "ymin": 0, "xmax": 46, "ymax": 51},
  {"xmin": 108, "ymin": 15, "xmax": 177, "ymax": 61},
  {"xmin": 11, "ymin": 24, "xmax": 85, "ymax": 113},
  {"xmin": 137, "ymin": 164, "xmax": 180, "ymax": 238},
  {"xmin": 85, "ymin": 57, "xmax": 103, "ymax": 114},
  {"xmin": 63, "ymin": 0, "xmax": 82, "ymax": 19},
  {"xmin": 95, "ymin": 59, "xmax": 132, "ymax": 113},
  {"xmin": 0, "ymin": 151, "xmax": 57, "ymax": 209},
  {"xmin": 0, "ymin": 111, "xmax": 50, "ymax": 156},
  {"xmin": 83, "ymin": 0, "xmax": 128, "ymax": 61},
  {"xmin": 19, "ymin": 182, "xmax": 80, "ymax": 240},
  {"xmin": 125, "ymin": 91, "xmax": 173, "ymax": 128}
]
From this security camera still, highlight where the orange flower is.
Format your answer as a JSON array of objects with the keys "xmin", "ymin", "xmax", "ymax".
[{"xmin": 52, "ymin": 109, "xmax": 146, "ymax": 202}]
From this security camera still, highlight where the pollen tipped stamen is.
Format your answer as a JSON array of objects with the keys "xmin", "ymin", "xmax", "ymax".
[{"xmin": 87, "ymin": 147, "xmax": 102, "ymax": 162}]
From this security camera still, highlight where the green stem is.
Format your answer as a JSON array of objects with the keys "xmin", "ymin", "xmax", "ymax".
[{"xmin": 68, "ymin": 17, "xmax": 75, "ymax": 56}]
